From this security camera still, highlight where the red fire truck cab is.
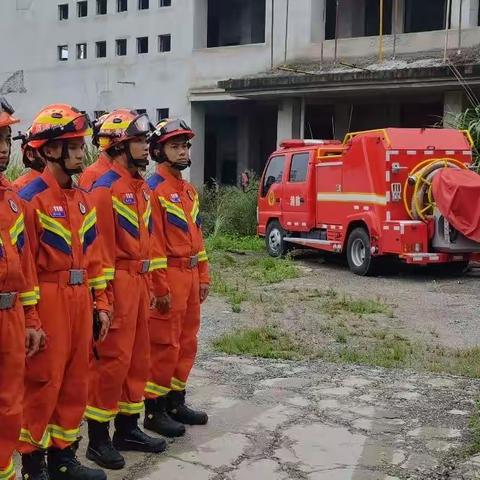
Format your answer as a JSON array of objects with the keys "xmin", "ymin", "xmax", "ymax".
[{"xmin": 257, "ymin": 128, "xmax": 480, "ymax": 275}]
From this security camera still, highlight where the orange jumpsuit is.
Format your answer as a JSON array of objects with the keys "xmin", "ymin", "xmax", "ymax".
[
  {"xmin": 18, "ymin": 167, "xmax": 109, "ymax": 453},
  {"xmin": 78, "ymin": 152, "xmax": 111, "ymax": 192},
  {"xmin": 0, "ymin": 176, "xmax": 39, "ymax": 480},
  {"xmin": 145, "ymin": 164, "xmax": 209, "ymax": 399},
  {"xmin": 86, "ymin": 162, "xmax": 164, "ymax": 422},
  {"xmin": 12, "ymin": 169, "xmax": 41, "ymax": 191}
]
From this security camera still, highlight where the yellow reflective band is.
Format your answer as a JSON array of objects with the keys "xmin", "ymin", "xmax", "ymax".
[
  {"xmin": 118, "ymin": 401, "xmax": 144, "ymax": 415},
  {"xmin": 143, "ymin": 200, "xmax": 152, "ymax": 229},
  {"xmin": 159, "ymin": 197, "xmax": 187, "ymax": 222},
  {"xmin": 19, "ymin": 290, "xmax": 38, "ymax": 306},
  {"xmin": 37, "ymin": 210, "xmax": 72, "ymax": 245},
  {"xmin": 145, "ymin": 381, "xmax": 171, "ymax": 397},
  {"xmin": 85, "ymin": 405, "xmax": 118, "ymax": 422},
  {"xmin": 112, "ymin": 196, "xmax": 139, "ymax": 228},
  {"xmin": 0, "ymin": 460, "xmax": 14, "ymax": 480},
  {"xmin": 19, "ymin": 427, "xmax": 51, "ymax": 449},
  {"xmin": 171, "ymin": 377, "xmax": 186, "ymax": 391},
  {"xmin": 88, "ymin": 275, "xmax": 107, "ymax": 290},
  {"xmin": 79, "ymin": 208, "xmax": 97, "ymax": 244},
  {"xmin": 9, "ymin": 213, "xmax": 24, "ymax": 246},
  {"xmin": 49, "ymin": 424, "xmax": 79, "ymax": 442},
  {"xmin": 149, "ymin": 257, "xmax": 167, "ymax": 271},
  {"xmin": 191, "ymin": 196, "xmax": 199, "ymax": 223},
  {"xmin": 198, "ymin": 250, "xmax": 208, "ymax": 263},
  {"xmin": 103, "ymin": 267, "xmax": 115, "ymax": 280},
  {"xmin": 102, "ymin": 120, "xmax": 131, "ymax": 131},
  {"xmin": 34, "ymin": 286, "xmax": 40, "ymax": 300}
]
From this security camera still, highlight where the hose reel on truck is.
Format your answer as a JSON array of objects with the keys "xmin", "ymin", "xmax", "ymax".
[{"xmin": 403, "ymin": 158, "xmax": 480, "ymax": 253}]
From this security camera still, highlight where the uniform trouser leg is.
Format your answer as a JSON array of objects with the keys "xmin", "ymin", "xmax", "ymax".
[
  {"xmin": 19, "ymin": 283, "xmax": 92, "ymax": 453},
  {"xmin": 87, "ymin": 271, "xmax": 150, "ymax": 421},
  {"xmin": 0, "ymin": 302, "xmax": 25, "ymax": 479},
  {"xmin": 145, "ymin": 267, "xmax": 199, "ymax": 398}
]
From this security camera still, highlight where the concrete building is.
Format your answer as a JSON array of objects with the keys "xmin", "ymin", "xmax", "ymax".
[{"xmin": 1, "ymin": 0, "xmax": 480, "ymax": 185}]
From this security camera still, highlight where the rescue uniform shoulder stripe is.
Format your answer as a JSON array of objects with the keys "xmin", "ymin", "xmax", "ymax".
[
  {"xmin": 92, "ymin": 170, "xmax": 121, "ymax": 189},
  {"xmin": 18, "ymin": 177, "xmax": 49, "ymax": 201},
  {"xmin": 147, "ymin": 173, "xmax": 165, "ymax": 190}
]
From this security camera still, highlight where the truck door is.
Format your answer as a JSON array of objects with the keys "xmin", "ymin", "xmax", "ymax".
[
  {"xmin": 282, "ymin": 151, "xmax": 313, "ymax": 231},
  {"xmin": 258, "ymin": 154, "xmax": 287, "ymax": 235}
]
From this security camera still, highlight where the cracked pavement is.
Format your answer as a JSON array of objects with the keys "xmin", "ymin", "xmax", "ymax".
[{"xmin": 72, "ymin": 353, "xmax": 480, "ymax": 479}]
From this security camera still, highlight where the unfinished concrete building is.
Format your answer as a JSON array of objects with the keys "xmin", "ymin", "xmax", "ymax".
[{"xmin": 1, "ymin": 0, "xmax": 480, "ymax": 185}]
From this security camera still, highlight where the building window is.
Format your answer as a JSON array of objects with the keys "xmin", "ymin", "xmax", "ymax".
[
  {"xmin": 117, "ymin": 0, "xmax": 127, "ymax": 11},
  {"xmin": 96, "ymin": 41, "xmax": 107, "ymax": 57},
  {"xmin": 158, "ymin": 34, "xmax": 171, "ymax": 52},
  {"xmin": 58, "ymin": 45, "xmax": 69, "ymax": 61},
  {"xmin": 58, "ymin": 3, "xmax": 69, "ymax": 20},
  {"xmin": 137, "ymin": 36, "xmax": 149, "ymax": 54},
  {"xmin": 138, "ymin": 0, "xmax": 149, "ymax": 9},
  {"xmin": 207, "ymin": 0, "xmax": 265, "ymax": 48},
  {"xmin": 159, "ymin": 0, "xmax": 171, "ymax": 6},
  {"xmin": 136, "ymin": 109, "xmax": 147, "ymax": 114},
  {"xmin": 76, "ymin": 43, "xmax": 87, "ymax": 59},
  {"xmin": 157, "ymin": 108, "xmax": 169, "ymax": 122},
  {"xmin": 97, "ymin": 0, "xmax": 107, "ymax": 14},
  {"xmin": 404, "ymin": 0, "xmax": 446, "ymax": 33},
  {"xmin": 77, "ymin": 1, "xmax": 88, "ymax": 17},
  {"xmin": 116, "ymin": 38, "xmax": 127, "ymax": 56}
]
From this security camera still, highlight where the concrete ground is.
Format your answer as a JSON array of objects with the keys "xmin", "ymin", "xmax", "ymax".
[{"xmin": 76, "ymin": 354, "xmax": 480, "ymax": 480}]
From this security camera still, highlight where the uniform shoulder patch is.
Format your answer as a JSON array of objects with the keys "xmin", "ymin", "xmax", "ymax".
[
  {"xmin": 92, "ymin": 170, "xmax": 121, "ymax": 190},
  {"xmin": 18, "ymin": 177, "xmax": 49, "ymax": 202},
  {"xmin": 147, "ymin": 173, "xmax": 165, "ymax": 191}
]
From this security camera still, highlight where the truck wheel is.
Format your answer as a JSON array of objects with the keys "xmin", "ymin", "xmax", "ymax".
[
  {"xmin": 346, "ymin": 227, "xmax": 379, "ymax": 276},
  {"xmin": 266, "ymin": 220, "xmax": 289, "ymax": 257}
]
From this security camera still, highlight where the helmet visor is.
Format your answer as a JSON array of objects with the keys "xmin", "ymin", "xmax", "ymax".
[
  {"xmin": 29, "ymin": 113, "xmax": 92, "ymax": 141},
  {"xmin": 153, "ymin": 119, "xmax": 191, "ymax": 138},
  {"xmin": 0, "ymin": 97, "xmax": 15, "ymax": 115},
  {"xmin": 125, "ymin": 114, "xmax": 153, "ymax": 137}
]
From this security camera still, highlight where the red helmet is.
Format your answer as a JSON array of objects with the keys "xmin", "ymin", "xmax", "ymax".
[
  {"xmin": 149, "ymin": 118, "xmax": 194, "ymax": 145},
  {"xmin": 98, "ymin": 109, "xmax": 153, "ymax": 152},
  {"xmin": 27, "ymin": 104, "xmax": 92, "ymax": 149},
  {"xmin": 0, "ymin": 97, "xmax": 20, "ymax": 129}
]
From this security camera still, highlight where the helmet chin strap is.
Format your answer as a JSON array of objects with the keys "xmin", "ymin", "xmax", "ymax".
[
  {"xmin": 166, "ymin": 158, "xmax": 191, "ymax": 171},
  {"xmin": 126, "ymin": 143, "xmax": 149, "ymax": 170},
  {"xmin": 42, "ymin": 140, "xmax": 83, "ymax": 176}
]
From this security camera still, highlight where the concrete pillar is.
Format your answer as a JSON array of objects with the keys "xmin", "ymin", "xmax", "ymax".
[
  {"xmin": 443, "ymin": 91, "xmax": 464, "ymax": 127},
  {"xmin": 190, "ymin": 103, "xmax": 205, "ymax": 185},
  {"xmin": 277, "ymin": 98, "xmax": 302, "ymax": 145},
  {"xmin": 193, "ymin": 0, "xmax": 208, "ymax": 48},
  {"xmin": 311, "ymin": 0, "xmax": 326, "ymax": 43},
  {"xmin": 451, "ymin": 0, "xmax": 479, "ymax": 28},
  {"xmin": 392, "ymin": 0, "xmax": 405, "ymax": 34},
  {"xmin": 237, "ymin": 113, "xmax": 249, "ymax": 184},
  {"xmin": 334, "ymin": 103, "xmax": 352, "ymax": 140}
]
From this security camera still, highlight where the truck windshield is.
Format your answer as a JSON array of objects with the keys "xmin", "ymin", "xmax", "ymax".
[{"xmin": 261, "ymin": 155, "xmax": 285, "ymax": 197}]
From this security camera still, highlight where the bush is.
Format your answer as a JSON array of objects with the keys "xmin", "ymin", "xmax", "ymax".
[
  {"xmin": 449, "ymin": 106, "xmax": 480, "ymax": 165},
  {"xmin": 199, "ymin": 172, "xmax": 259, "ymax": 237}
]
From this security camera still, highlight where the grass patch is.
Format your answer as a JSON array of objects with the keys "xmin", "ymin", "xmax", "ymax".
[
  {"xmin": 205, "ymin": 234, "xmax": 264, "ymax": 253},
  {"xmin": 212, "ymin": 326, "xmax": 305, "ymax": 360},
  {"xmin": 322, "ymin": 295, "xmax": 393, "ymax": 317},
  {"xmin": 467, "ymin": 400, "xmax": 480, "ymax": 456},
  {"xmin": 245, "ymin": 256, "xmax": 299, "ymax": 284},
  {"xmin": 211, "ymin": 272, "xmax": 249, "ymax": 313}
]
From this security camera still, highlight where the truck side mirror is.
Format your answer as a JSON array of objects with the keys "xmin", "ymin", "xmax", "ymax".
[{"xmin": 263, "ymin": 175, "xmax": 276, "ymax": 196}]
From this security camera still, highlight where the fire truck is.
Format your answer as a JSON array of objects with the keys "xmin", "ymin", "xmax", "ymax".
[{"xmin": 257, "ymin": 128, "xmax": 480, "ymax": 275}]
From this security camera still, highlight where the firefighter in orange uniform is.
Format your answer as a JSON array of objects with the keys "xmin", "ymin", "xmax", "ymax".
[
  {"xmin": 78, "ymin": 113, "xmax": 111, "ymax": 191},
  {"xmin": 12, "ymin": 129, "xmax": 46, "ymax": 191},
  {"xmin": 17, "ymin": 104, "xmax": 110, "ymax": 480},
  {"xmin": 0, "ymin": 98, "xmax": 42, "ymax": 480},
  {"xmin": 85, "ymin": 109, "xmax": 166, "ymax": 469},
  {"xmin": 144, "ymin": 119, "xmax": 209, "ymax": 438}
]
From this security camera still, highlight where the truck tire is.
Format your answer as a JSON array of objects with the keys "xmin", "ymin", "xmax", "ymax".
[
  {"xmin": 266, "ymin": 220, "xmax": 290, "ymax": 257},
  {"xmin": 346, "ymin": 227, "xmax": 379, "ymax": 276}
]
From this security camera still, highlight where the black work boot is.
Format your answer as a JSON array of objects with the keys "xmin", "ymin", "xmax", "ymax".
[
  {"xmin": 167, "ymin": 390, "xmax": 209, "ymax": 425},
  {"xmin": 47, "ymin": 443, "xmax": 106, "ymax": 480},
  {"xmin": 86, "ymin": 420, "xmax": 125, "ymax": 470},
  {"xmin": 21, "ymin": 450, "xmax": 49, "ymax": 480},
  {"xmin": 144, "ymin": 397, "xmax": 186, "ymax": 438},
  {"xmin": 112, "ymin": 413, "xmax": 167, "ymax": 453}
]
